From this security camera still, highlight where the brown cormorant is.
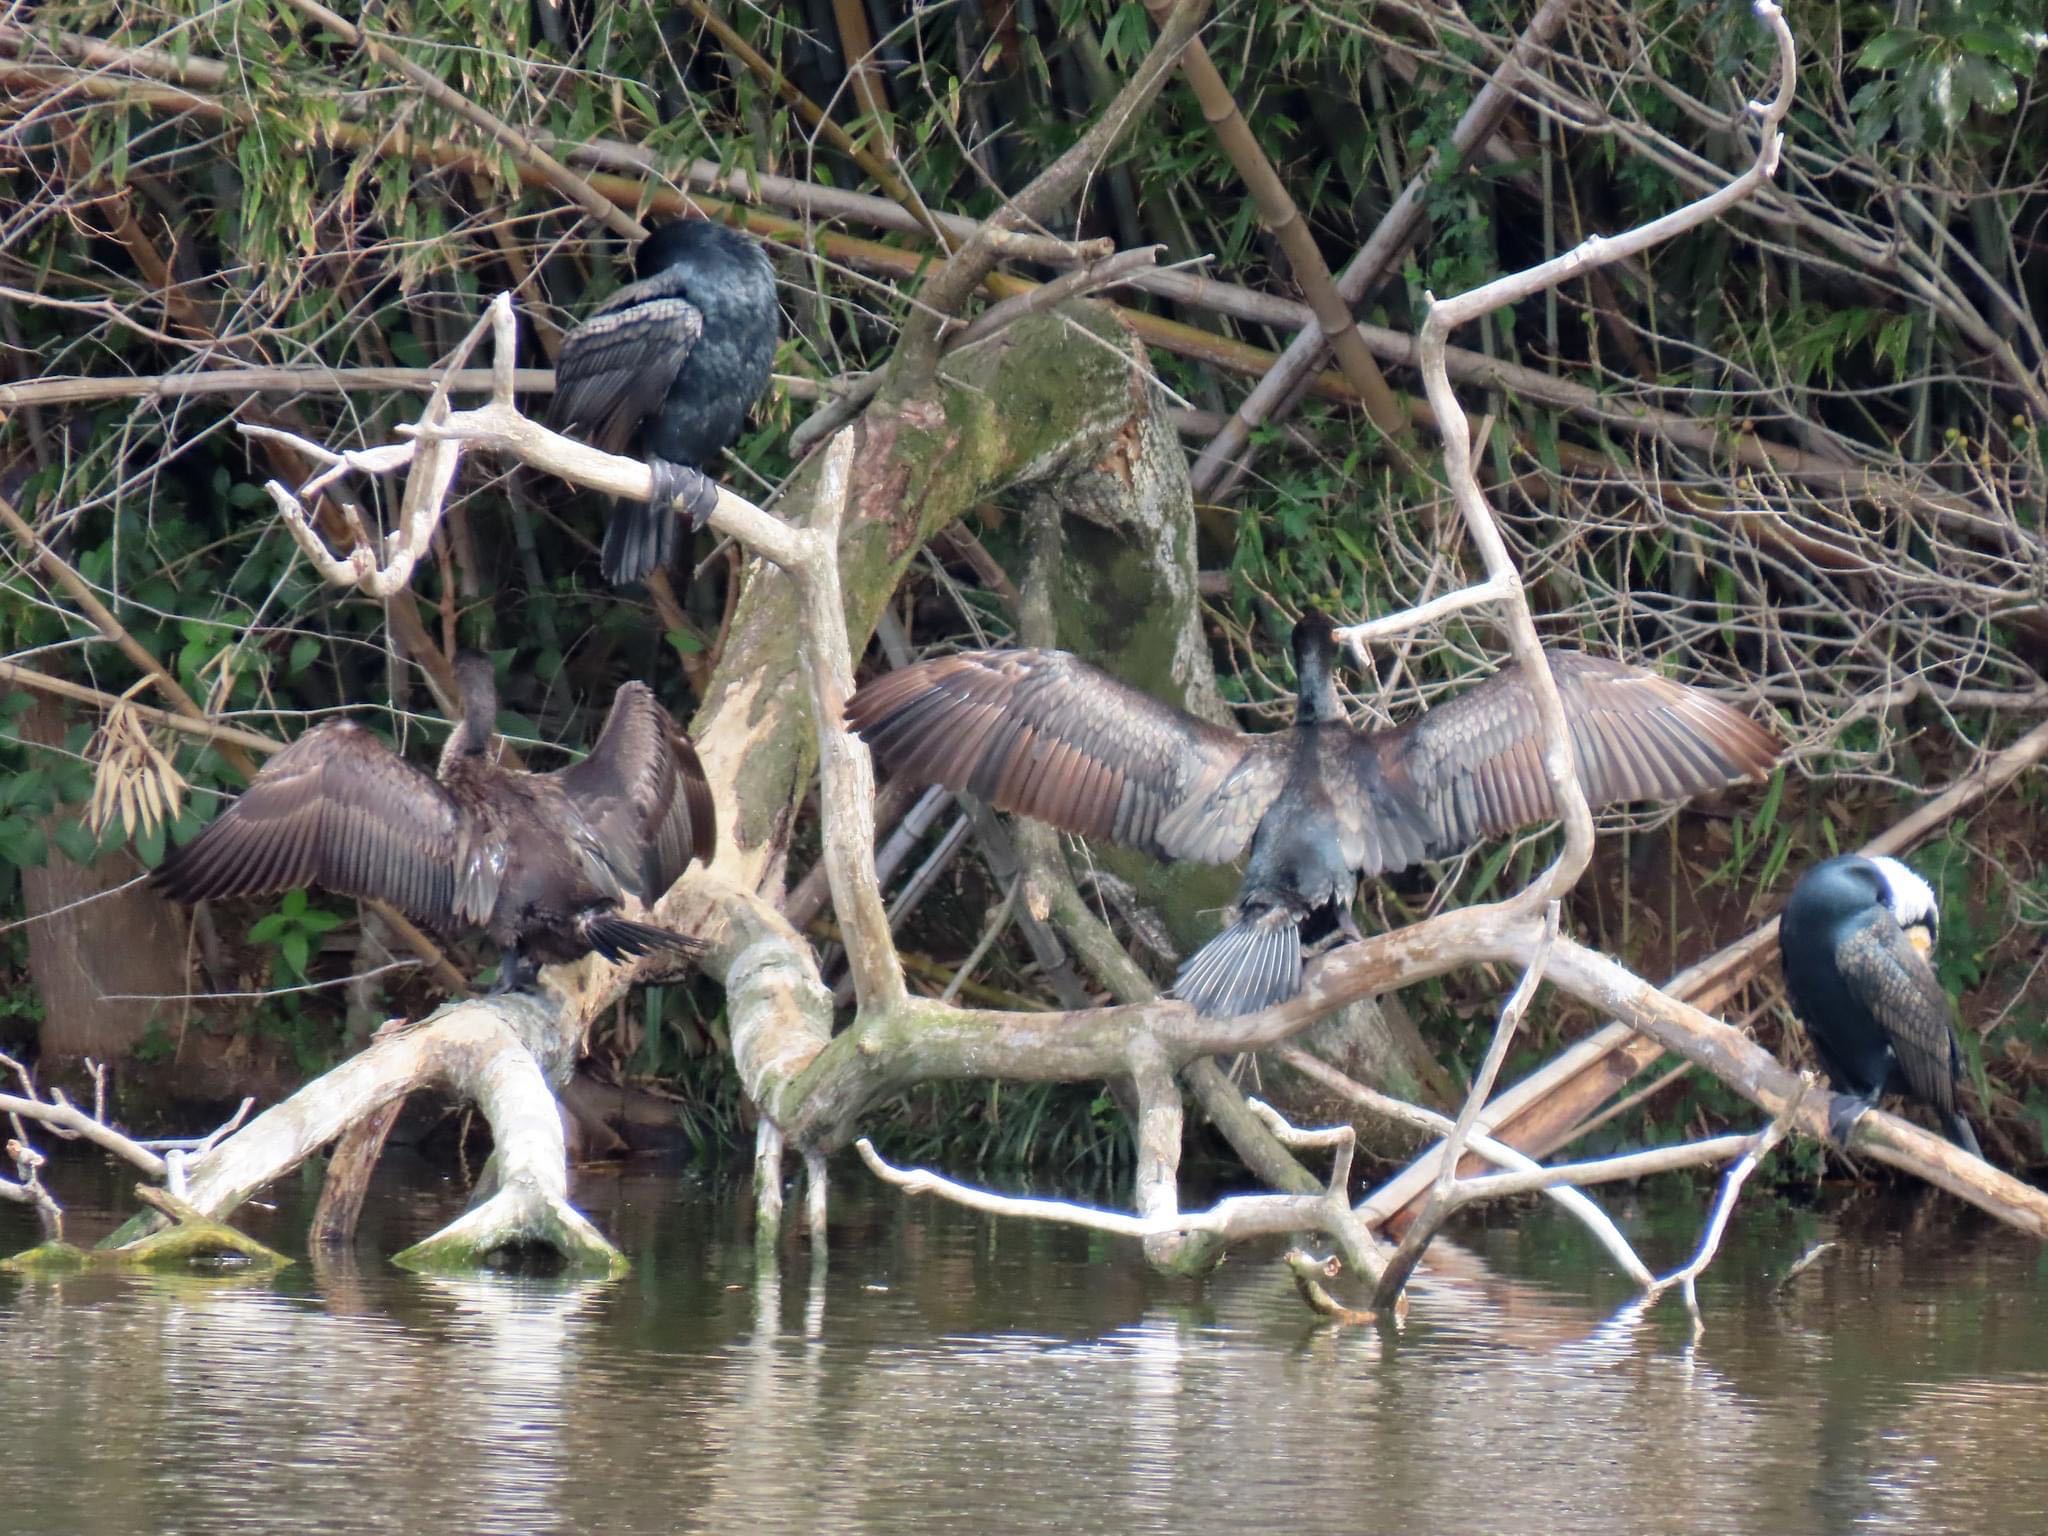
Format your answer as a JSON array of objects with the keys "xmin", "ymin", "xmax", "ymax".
[
  {"xmin": 844, "ymin": 610, "xmax": 1783, "ymax": 1016},
  {"xmin": 1779, "ymin": 853, "xmax": 1982, "ymax": 1156},
  {"xmin": 154, "ymin": 655, "xmax": 715, "ymax": 993},
  {"xmin": 551, "ymin": 218, "xmax": 778, "ymax": 586}
]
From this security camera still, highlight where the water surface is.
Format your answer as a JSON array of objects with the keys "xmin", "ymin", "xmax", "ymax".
[{"xmin": 1, "ymin": 1161, "xmax": 2041, "ymax": 1535}]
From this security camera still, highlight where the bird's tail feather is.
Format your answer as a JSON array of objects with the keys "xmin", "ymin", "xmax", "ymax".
[
  {"xmin": 578, "ymin": 912, "xmax": 703, "ymax": 963},
  {"xmin": 1172, "ymin": 909, "xmax": 1302, "ymax": 1018},
  {"xmin": 602, "ymin": 497, "xmax": 679, "ymax": 586},
  {"xmin": 1946, "ymin": 1110, "xmax": 1984, "ymax": 1161}
]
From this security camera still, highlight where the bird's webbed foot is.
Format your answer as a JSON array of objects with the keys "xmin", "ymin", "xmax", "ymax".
[
  {"xmin": 1825, "ymin": 1091, "xmax": 1876, "ymax": 1148},
  {"xmin": 648, "ymin": 458, "xmax": 721, "ymax": 532}
]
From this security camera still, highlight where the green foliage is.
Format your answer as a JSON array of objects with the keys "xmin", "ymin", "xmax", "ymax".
[
  {"xmin": 243, "ymin": 888, "xmax": 345, "ymax": 982},
  {"xmin": 1849, "ymin": 2, "xmax": 2046, "ymax": 145}
]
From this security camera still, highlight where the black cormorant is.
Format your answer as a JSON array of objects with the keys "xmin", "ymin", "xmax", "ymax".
[
  {"xmin": 154, "ymin": 655, "xmax": 716, "ymax": 992},
  {"xmin": 845, "ymin": 611, "xmax": 1784, "ymax": 1016},
  {"xmin": 1779, "ymin": 853, "xmax": 1982, "ymax": 1156},
  {"xmin": 552, "ymin": 219, "xmax": 778, "ymax": 585}
]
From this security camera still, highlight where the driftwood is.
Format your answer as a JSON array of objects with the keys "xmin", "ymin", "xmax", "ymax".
[{"xmin": 7, "ymin": 1, "xmax": 2040, "ymax": 1322}]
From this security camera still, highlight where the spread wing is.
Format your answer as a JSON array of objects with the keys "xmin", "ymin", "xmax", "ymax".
[
  {"xmin": 1363, "ymin": 649, "xmax": 1784, "ymax": 864},
  {"xmin": 551, "ymin": 268, "xmax": 706, "ymax": 454},
  {"xmin": 152, "ymin": 722, "xmax": 473, "ymax": 927},
  {"xmin": 1835, "ymin": 911, "xmax": 1964, "ymax": 1120},
  {"xmin": 553, "ymin": 682, "xmax": 716, "ymax": 900},
  {"xmin": 842, "ymin": 649, "xmax": 1287, "ymax": 864}
]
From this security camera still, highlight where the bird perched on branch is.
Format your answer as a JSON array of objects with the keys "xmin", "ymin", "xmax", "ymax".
[
  {"xmin": 845, "ymin": 610, "xmax": 1783, "ymax": 1017},
  {"xmin": 154, "ymin": 654, "xmax": 715, "ymax": 994},
  {"xmin": 1778, "ymin": 854, "xmax": 1982, "ymax": 1157},
  {"xmin": 551, "ymin": 218, "xmax": 778, "ymax": 585}
]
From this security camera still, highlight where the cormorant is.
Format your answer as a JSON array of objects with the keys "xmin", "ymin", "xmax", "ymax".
[
  {"xmin": 1778, "ymin": 853, "xmax": 1982, "ymax": 1156},
  {"xmin": 551, "ymin": 218, "xmax": 778, "ymax": 585},
  {"xmin": 845, "ymin": 611, "xmax": 1785, "ymax": 1016},
  {"xmin": 154, "ymin": 655, "xmax": 716, "ymax": 993}
]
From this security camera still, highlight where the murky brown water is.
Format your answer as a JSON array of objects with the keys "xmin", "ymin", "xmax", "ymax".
[{"xmin": 1, "ymin": 1161, "xmax": 2043, "ymax": 1535}]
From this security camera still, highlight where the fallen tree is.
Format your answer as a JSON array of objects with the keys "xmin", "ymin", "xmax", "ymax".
[{"xmin": 4, "ymin": 0, "xmax": 2040, "ymax": 1327}]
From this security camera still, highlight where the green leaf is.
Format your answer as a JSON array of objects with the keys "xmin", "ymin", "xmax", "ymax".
[
  {"xmin": 246, "ymin": 912, "xmax": 288, "ymax": 944},
  {"xmin": 53, "ymin": 819, "xmax": 97, "ymax": 865},
  {"xmin": 1855, "ymin": 28, "xmax": 1921, "ymax": 71},
  {"xmin": 280, "ymin": 930, "xmax": 309, "ymax": 977}
]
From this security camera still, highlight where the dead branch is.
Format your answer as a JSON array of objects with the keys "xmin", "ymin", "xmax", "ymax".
[
  {"xmin": 1373, "ymin": 903, "xmax": 1560, "ymax": 1308},
  {"xmin": 1137, "ymin": 0, "xmax": 1412, "ymax": 456},
  {"xmin": 854, "ymin": 1095, "xmax": 1373, "ymax": 1256},
  {"xmin": 1189, "ymin": 0, "xmax": 1583, "ymax": 495}
]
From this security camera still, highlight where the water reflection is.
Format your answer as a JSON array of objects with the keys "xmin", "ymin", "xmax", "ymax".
[{"xmin": 1, "ymin": 1171, "xmax": 2045, "ymax": 1535}]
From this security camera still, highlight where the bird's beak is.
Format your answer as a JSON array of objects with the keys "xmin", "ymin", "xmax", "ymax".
[{"xmin": 1906, "ymin": 923, "xmax": 1934, "ymax": 958}]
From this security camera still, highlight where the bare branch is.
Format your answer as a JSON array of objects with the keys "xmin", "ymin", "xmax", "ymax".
[{"xmin": 791, "ymin": 430, "xmax": 903, "ymax": 1013}]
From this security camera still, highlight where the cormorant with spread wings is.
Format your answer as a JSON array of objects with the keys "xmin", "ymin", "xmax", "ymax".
[
  {"xmin": 154, "ymin": 654, "xmax": 716, "ymax": 993},
  {"xmin": 845, "ymin": 611, "xmax": 1783, "ymax": 1017}
]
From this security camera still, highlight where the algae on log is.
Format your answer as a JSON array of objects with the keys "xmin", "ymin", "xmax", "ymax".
[{"xmin": 681, "ymin": 304, "xmax": 1151, "ymax": 895}]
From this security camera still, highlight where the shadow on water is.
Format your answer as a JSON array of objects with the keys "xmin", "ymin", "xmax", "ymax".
[{"xmin": 2, "ymin": 1160, "xmax": 2045, "ymax": 1536}]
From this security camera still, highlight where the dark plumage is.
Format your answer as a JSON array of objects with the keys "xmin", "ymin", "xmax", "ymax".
[
  {"xmin": 845, "ymin": 611, "xmax": 1784, "ymax": 1017},
  {"xmin": 154, "ymin": 655, "xmax": 716, "ymax": 993},
  {"xmin": 1779, "ymin": 853, "xmax": 1981, "ymax": 1156},
  {"xmin": 552, "ymin": 219, "xmax": 778, "ymax": 585}
]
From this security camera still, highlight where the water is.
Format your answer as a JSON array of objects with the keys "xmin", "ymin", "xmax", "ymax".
[{"xmin": 1, "ymin": 1159, "xmax": 2044, "ymax": 1536}]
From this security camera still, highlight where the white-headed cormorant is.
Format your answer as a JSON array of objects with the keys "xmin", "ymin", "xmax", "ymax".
[{"xmin": 1779, "ymin": 853, "xmax": 1982, "ymax": 1156}]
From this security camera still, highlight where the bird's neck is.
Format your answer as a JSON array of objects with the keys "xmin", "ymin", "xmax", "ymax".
[
  {"xmin": 439, "ymin": 690, "xmax": 497, "ymax": 775},
  {"xmin": 1293, "ymin": 650, "xmax": 1341, "ymax": 725}
]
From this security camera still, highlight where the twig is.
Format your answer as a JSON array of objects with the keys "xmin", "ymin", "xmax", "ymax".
[
  {"xmin": 1372, "ymin": 903, "xmax": 1560, "ymax": 1308},
  {"xmin": 1277, "ymin": 1044, "xmax": 1654, "ymax": 1286},
  {"xmin": 855, "ymin": 1128, "xmax": 1360, "ymax": 1247},
  {"xmin": 274, "ymin": 0, "xmax": 639, "ymax": 240},
  {"xmin": 898, "ymin": 0, "xmax": 1209, "ymax": 364},
  {"xmin": 1189, "ymin": 0, "xmax": 1584, "ymax": 495},
  {"xmin": 947, "ymin": 245, "xmax": 1166, "ymax": 351},
  {"xmin": 1138, "ymin": 0, "xmax": 1411, "ymax": 460},
  {"xmin": 1640, "ymin": 1116, "xmax": 1790, "ymax": 1335},
  {"xmin": 0, "ymin": 494, "xmax": 259, "ymax": 780}
]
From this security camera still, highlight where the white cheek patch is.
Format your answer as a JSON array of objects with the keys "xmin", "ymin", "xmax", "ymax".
[{"xmin": 1868, "ymin": 854, "xmax": 1938, "ymax": 935}]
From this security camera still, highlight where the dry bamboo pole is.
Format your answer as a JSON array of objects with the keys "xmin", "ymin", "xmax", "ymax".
[
  {"xmin": 1189, "ymin": 0, "xmax": 1584, "ymax": 496},
  {"xmin": 1361, "ymin": 712, "xmax": 2048, "ymax": 1232},
  {"xmin": 1136, "ymin": 0, "xmax": 1412, "ymax": 458}
]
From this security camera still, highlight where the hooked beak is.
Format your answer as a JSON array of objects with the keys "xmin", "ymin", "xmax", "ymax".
[{"xmin": 1906, "ymin": 923, "xmax": 1934, "ymax": 959}]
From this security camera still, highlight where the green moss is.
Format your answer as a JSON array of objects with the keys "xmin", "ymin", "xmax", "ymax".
[{"xmin": 5, "ymin": 1224, "xmax": 289, "ymax": 1274}]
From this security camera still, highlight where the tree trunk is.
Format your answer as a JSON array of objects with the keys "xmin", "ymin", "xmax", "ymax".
[{"xmin": 18, "ymin": 698, "xmax": 191, "ymax": 1064}]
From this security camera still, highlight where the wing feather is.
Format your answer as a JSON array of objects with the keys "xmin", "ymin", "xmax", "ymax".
[
  {"xmin": 552, "ymin": 268, "xmax": 706, "ymax": 453},
  {"xmin": 553, "ymin": 682, "xmax": 716, "ymax": 900},
  {"xmin": 152, "ymin": 722, "xmax": 464, "ymax": 927},
  {"xmin": 844, "ymin": 650, "xmax": 1285, "ymax": 864},
  {"xmin": 1835, "ymin": 912, "xmax": 1964, "ymax": 1119},
  {"xmin": 1370, "ymin": 649, "xmax": 1783, "ymax": 859}
]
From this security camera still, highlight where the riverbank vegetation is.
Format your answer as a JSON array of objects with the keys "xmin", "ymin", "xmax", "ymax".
[{"xmin": 0, "ymin": 0, "xmax": 2044, "ymax": 1297}]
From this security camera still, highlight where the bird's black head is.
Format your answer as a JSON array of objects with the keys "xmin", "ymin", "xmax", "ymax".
[
  {"xmin": 1290, "ymin": 609, "xmax": 1343, "ymax": 724},
  {"xmin": 634, "ymin": 218, "xmax": 771, "ymax": 284},
  {"xmin": 1787, "ymin": 853, "xmax": 1940, "ymax": 954}
]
